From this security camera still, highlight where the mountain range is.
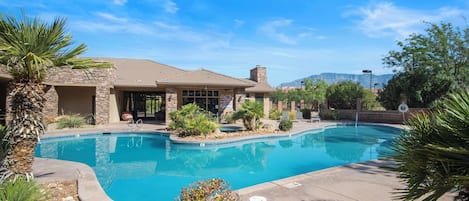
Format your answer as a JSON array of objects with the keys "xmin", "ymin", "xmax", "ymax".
[{"xmin": 279, "ymin": 73, "xmax": 394, "ymax": 89}]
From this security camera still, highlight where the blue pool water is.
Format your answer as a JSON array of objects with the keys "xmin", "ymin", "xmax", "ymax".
[{"xmin": 35, "ymin": 125, "xmax": 400, "ymax": 201}]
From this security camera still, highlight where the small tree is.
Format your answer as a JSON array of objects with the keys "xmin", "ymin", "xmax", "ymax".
[
  {"xmin": 379, "ymin": 22, "xmax": 469, "ymax": 109},
  {"xmin": 326, "ymin": 81, "xmax": 365, "ymax": 109},
  {"xmin": 389, "ymin": 90, "xmax": 469, "ymax": 200},
  {"xmin": 232, "ymin": 101, "xmax": 264, "ymax": 131}
]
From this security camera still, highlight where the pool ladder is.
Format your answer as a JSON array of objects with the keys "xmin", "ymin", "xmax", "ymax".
[{"xmin": 128, "ymin": 119, "xmax": 143, "ymax": 131}]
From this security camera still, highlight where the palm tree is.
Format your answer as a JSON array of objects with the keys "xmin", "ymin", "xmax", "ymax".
[
  {"xmin": 0, "ymin": 13, "xmax": 110, "ymax": 182},
  {"xmin": 389, "ymin": 90, "xmax": 469, "ymax": 200},
  {"xmin": 232, "ymin": 100, "xmax": 264, "ymax": 131}
]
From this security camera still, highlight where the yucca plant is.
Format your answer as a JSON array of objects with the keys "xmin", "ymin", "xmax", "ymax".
[
  {"xmin": 0, "ymin": 12, "xmax": 110, "ymax": 182},
  {"xmin": 0, "ymin": 177, "xmax": 49, "ymax": 201},
  {"xmin": 389, "ymin": 90, "xmax": 469, "ymax": 200},
  {"xmin": 232, "ymin": 100, "xmax": 264, "ymax": 131}
]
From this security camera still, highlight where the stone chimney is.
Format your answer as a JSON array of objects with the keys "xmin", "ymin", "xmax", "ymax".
[{"xmin": 250, "ymin": 65, "xmax": 267, "ymax": 83}]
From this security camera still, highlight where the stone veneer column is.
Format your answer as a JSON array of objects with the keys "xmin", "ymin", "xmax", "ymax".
[
  {"xmin": 234, "ymin": 89, "xmax": 246, "ymax": 111},
  {"xmin": 165, "ymin": 88, "xmax": 177, "ymax": 123},
  {"xmin": 43, "ymin": 85, "xmax": 59, "ymax": 119},
  {"xmin": 218, "ymin": 89, "xmax": 234, "ymax": 114},
  {"xmin": 95, "ymin": 86, "xmax": 110, "ymax": 125}
]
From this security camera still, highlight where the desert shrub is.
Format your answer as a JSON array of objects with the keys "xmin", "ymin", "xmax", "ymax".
[
  {"xmin": 269, "ymin": 109, "xmax": 281, "ymax": 120},
  {"xmin": 56, "ymin": 115, "xmax": 85, "ymax": 129},
  {"xmin": 278, "ymin": 119, "xmax": 293, "ymax": 131},
  {"xmin": 169, "ymin": 103, "xmax": 219, "ymax": 137},
  {"xmin": 301, "ymin": 109, "xmax": 311, "ymax": 119},
  {"xmin": 0, "ymin": 177, "xmax": 49, "ymax": 201},
  {"xmin": 223, "ymin": 112, "xmax": 235, "ymax": 124},
  {"xmin": 177, "ymin": 178, "xmax": 238, "ymax": 201},
  {"xmin": 320, "ymin": 110, "xmax": 339, "ymax": 120},
  {"xmin": 288, "ymin": 111, "xmax": 296, "ymax": 120},
  {"xmin": 389, "ymin": 90, "xmax": 469, "ymax": 200}
]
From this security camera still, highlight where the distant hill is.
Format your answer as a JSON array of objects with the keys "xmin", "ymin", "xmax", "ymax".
[{"xmin": 279, "ymin": 73, "xmax": 394, "ymax": 89}]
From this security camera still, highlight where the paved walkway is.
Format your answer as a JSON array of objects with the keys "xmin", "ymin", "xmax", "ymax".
[
  {"xmin": 237, "ymin": 160, "xmax": 454, "ymax": 201},
  {"xmin": 34, "ymin": 120, "xmax": 454, "ymax": 201}
]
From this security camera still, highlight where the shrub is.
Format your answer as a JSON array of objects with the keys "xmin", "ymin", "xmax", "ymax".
[
  {"xmin": 320, "ymin": 110, "xmax": 339, "ymax": 120},
  {"xmin": 0, "ymin": 177, "xmax": 49, "ymax": 201},
  {"xmin": 301, "ymin": 109, "xmax": 311, "ymax": 119},
  {"xmin": 389, "ymin": 90, "xmax": 469, "ymax": 200},
  {"xmin": 56, "ymin": 115, "xmax": 85, "ymax": 129},
  {"xmin": 177, "ymin": 178, "xmax": 238, "ymax": 201},
  {"xmin": 169, "ymin": 103, "xmax": 219, "ymax": 137},
  {"xmin": 232, "ymin": 101, "xmax": 264, "ymax": 131},
  {"xmin": 288, "ymin": 111, "xmax": 296, "ymax": 120},
  {"xmin": 269, "ymin": 109, "xmax": 281, "ymax": 120},
  {"xmin": 278, "ymin": 119, "xmax": 293, "ymax": 131},
  {"xmin": 223, "ymin": 112, "xmax": 235, "ymax": 124}
]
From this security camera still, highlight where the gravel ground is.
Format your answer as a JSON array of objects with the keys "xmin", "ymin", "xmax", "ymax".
[{"xmin": 42, "ymin": 180, "xmax": 79, "ymax": 201}]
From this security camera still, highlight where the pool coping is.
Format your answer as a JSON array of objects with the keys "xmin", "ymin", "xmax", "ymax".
[{"xmin": 36, "ymin": 121, "xmax": 408, "ymax": 201}]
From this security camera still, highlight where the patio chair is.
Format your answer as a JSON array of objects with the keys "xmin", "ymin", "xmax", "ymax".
[
  {"xmin": 281, "ymin": 111, "xmax": 289, "ymax": 121},
  {"xmin": 310, "ymin": 111, "xmax": 320, "ymax": 123}
]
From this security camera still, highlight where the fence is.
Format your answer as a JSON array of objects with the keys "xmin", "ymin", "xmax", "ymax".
[
  {"xmin": 271, "ymin": 99, "xmax": 428, "ymax": 124},
  {"xmin": 333, "ymin": 108, "xmax": 428, "ymax": 124}
]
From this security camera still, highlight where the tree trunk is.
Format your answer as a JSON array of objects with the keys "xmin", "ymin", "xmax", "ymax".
[{"xmin": 0, "ymin": 82, "xmax": 45, "ymax": 182}]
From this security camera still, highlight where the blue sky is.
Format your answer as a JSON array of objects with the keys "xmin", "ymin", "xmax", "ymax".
[{"xmin": 1, "ymin": 0, "xmax": 468, "ymax": 86}]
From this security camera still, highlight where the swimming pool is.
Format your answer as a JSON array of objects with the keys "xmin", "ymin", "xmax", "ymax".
[{"xmin": 35, "ymin": 125, "xmax": 400, "ymax": 201}]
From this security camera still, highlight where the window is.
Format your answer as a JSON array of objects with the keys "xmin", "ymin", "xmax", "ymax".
[{"xmin": 182, "ymin": 90, "xmax": 219, "ymax": 114}]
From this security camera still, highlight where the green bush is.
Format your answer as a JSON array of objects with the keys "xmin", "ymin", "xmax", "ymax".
[
  {"xmin": 0, "ymin": 177, "xmax": 49, "ymax": 201},
  {"xmin": 177, "ymin": 178, "xmax": 238, "ymax": 201},
  {"xmin": 278, "ymin": 119, "xmax": 293, "ymax": 131},
  {"xmin": 169, "ymin": 103, "xmax": 219, "ymax": 137},
  {"xmin": 56, "ymin": 114, "xmax": 86, "ymax": 129},
  {"xmin": 301, "ymin": 109, "xmax": 311, "ymax": 119},
  {"xmin": 320, "ymin": 110, "xmax": 339, "ymax": 120},
  {"xmin": 269, "ymin": 109, "xmax": 281, "ymax": 120}
]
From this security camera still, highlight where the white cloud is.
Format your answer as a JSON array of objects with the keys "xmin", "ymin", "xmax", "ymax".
[
  {"xmin": 164, "ymin": 0, "xmax": 179, "ymax": 14},
  {"xmin": 259, "ymin": 19, "xmax": 297, "ymax": 45},
  {"xmin": 95, "ymin": 12, "xmax": 128, "ymax": 23},
  {"xmin": 259, "ymin": 19, "xmax": 318, "ymax": 45},
  {"xmin": 234, "ymin": 19, "xmax": 245, "ymax": 28},
  {"xmin": 113, "ymin": 0, "xmax": 127, "ymax": 6},
  {"xmin": 348, "ymin": 2, "xmax": 465, "ymax": 38}
]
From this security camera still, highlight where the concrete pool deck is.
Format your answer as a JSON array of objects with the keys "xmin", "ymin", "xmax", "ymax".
[{"xmin": 34, "ymin": 120, "xmax": 455, "ymax": 201}]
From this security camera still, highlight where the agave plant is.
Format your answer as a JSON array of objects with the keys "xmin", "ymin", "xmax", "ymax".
[
  {"xmin": 389, "ymin": 90, "xmax": 469, "ymax": 200},
  {"xmin": 0, "ymin": 13, "xmax": 110, "ymax": 182}
]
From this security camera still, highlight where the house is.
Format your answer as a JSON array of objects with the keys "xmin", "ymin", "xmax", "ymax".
[{"xmin": 0, "ymin": 58, "xmax": 275, "ymax": 125}]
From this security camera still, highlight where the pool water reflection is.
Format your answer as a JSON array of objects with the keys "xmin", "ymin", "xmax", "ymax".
[{"xmin": 35, "ymin": 125, "xmax": 400, "ymax": 201}]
